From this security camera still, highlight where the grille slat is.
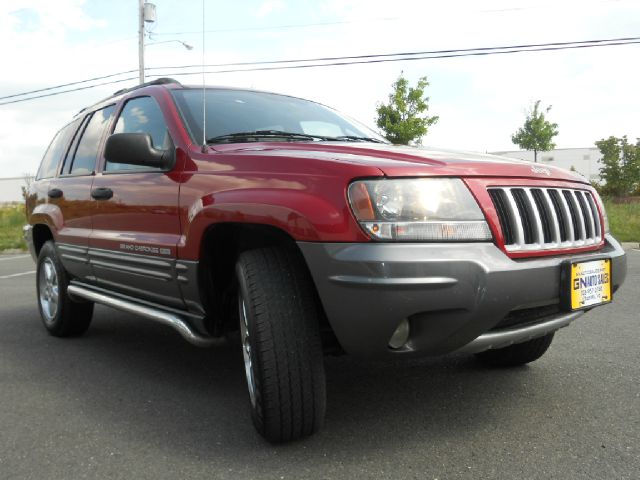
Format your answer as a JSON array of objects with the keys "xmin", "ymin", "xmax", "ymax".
[
  {"xmin": 547, "ymin": 190, "xmax": 568, "ymax": 241},
  {"xmin": 488, "ymin": 187, "xmax": 603, "ymax": 252},
  {"xmin": 576, "ymin": 191, "xmax": 594, "ymax": 240},
  {"xmin": 511, "ymin": 189, "xmax": 535, "ymax": 244},
  {"xmin": 585, "ymin": 192, "xmax": 602, "ymax": 237},
  {"xmin": 557, "ymin": 191, "xmax": 576, "ymax": 242},
  {"xmin": 526, "ymin": 189, "xmax": 547, "ymax": 244},
  {"xmin": 567, "ymin": 190, "xmax": 586, "ymax": 241},
  {"xmin": 541, "ymin": 189, "xmax": 562, "ymax": 243},
  {"xmin": 503, "ymin": 189, "xmax": 526, "ymax": 245},
  {"xmin": 488, "ymin": 189, "xmax": 514, "ymax": 245}
]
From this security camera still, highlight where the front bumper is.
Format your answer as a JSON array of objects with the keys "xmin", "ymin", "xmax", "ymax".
[{"xmin": 298, "ymin": 235, "xmax": 627, "ymax": 358}]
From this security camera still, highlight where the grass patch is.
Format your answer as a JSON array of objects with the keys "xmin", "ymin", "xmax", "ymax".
[
  {"xmin": 0, "ymin": 203, "xmax": 27, "ymax": 251},
  {"xmin": 604, "ymin": 200, "xmax": 640, "ymax": 242}
]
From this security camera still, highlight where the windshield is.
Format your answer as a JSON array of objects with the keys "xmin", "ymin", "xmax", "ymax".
[{"xmin": 171, "ymin": 88, "xmax": 387, "ymax": 144}]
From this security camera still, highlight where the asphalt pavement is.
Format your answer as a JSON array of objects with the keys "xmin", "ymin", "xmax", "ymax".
[{"xmin": 1, "ymin": 251, "xmax": 638, "ymax": 480}]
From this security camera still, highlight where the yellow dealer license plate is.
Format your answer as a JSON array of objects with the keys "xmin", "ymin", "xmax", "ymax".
[{"xmin": 568, "ymin": 259, "xmax": 612, "ymax": 310}]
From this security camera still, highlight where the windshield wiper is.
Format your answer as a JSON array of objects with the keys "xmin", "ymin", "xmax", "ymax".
[
  {"xmin": 206, "ymin": 130, "xmax": 330, "ymax": 144},
  {"xmin": 326, "ymin": 135, "xmax": 387, "ymax": 144}
]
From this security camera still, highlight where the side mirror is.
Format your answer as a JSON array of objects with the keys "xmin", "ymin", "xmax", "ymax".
[{"xmin": 104, "ymin": 133, "xmax": 174, "ymax": 170}]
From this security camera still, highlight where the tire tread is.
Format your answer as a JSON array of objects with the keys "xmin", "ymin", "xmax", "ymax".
[
  {"xmin": 236, "ymin": 246, "xmax": 326, "ymax": 442},
  {"xmin": 37, "ymin": 241, "xmax": 93, "ymax": 337}
]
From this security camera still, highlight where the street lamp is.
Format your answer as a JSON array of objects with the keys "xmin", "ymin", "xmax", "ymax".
[
  {"xmin": 147, "ymin": 39, "xmax": 194, "ymax": 50},
  {"xmin": 138, "ymin": 2, "xmax": 193, "ymax": 84}
]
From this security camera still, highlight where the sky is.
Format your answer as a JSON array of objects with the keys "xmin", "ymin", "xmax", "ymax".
[{"xmin": 0, "ymin": 0, "xmax": 639, "ymax": 179}]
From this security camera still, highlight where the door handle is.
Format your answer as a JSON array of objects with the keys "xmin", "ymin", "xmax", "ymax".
[
  {"xmin": 91, "ymin": 187, "xmax": 113, "ymax": 200},
  {"xmin": 47, "ymin": 188, "xmax": 63, "ymax": 199}
]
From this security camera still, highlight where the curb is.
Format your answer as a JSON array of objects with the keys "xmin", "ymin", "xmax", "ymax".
[
  {"xmin": 620, "ymin": 242, "xmax": 639, "ymax": 251},
  {"xmin": 0, "ymin": 249, "xmax": 28, "ymax": 255}
]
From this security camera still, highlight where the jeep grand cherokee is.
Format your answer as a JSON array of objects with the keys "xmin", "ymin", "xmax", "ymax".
[{"xmin": 24, "ymin": 78, "xmax": 627, "ymax": 442}]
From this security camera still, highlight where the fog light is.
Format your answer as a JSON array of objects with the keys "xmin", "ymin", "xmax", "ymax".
[{"xmin": 388, "ymin": 319, "xmax": 410, "ymax": 349}]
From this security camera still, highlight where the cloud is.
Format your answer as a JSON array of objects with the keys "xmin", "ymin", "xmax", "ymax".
[
  {"xmin": 0, "ymin": 1, "xmax": 122, "ymax": 178},
  {"xmin": 2, "ymin": 0, "xmax": 106, "ymax": 34},
  {"xmin": 0, "ymin": 0, "xmax": 639, "ymax": 182},
  {"xmin": 255, "ymin": 0, "xmax": 285, "ymax": 18}
]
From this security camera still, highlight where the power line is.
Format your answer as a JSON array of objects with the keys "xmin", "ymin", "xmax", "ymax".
[
  {"xmin": 0, "ymin": 76, "xmax": 138, "ymax": 106},
  {"xmin": 146, "ymin": 36, "xmax": 640, "ymax": 71},
  {"xmin": 0, "ymin": 69, "xmax": 138, "ymax": 101},
  {"xmin": 1, "ymin": 36, "xmax": 638, "ymax": 107},
  {"xmin": 151, "ymin": 18, "xmax": 372, "ymax": 36},
  {"xmin": 2, "ymin": 36, "xmax": 637, "ymax": 103},
  {"xmin": 145, "ymin": 39, "xmax": 640, "ymax": 77},
  {"xmin": 149, "ymin": 1, "xmax": 631, "ymax": 36}
]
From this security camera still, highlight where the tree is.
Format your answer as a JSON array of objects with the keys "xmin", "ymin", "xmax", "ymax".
[
  {"xmin": 511, "ymin": 100, "xmax": 559, "ymax": 162},
  {"xmin": 20, "ymin": 173, "xmax": 34, "ymax": 202},
  {"xmin": 376, "ymin": 73, "xmax": 438, "ymax": 145},
  {"xmin": 595, "ymin": 136, "xmax": 640, "ymax": 197}
]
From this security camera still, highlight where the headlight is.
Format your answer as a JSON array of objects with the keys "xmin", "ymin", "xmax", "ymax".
[{"xmin": 348, "ymin": 178, "xmax": 492, "ymax": 241}]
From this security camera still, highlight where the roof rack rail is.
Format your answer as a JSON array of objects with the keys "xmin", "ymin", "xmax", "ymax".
[
  {"xmin": 112, "ymin": 77, "xmax": 181, "ymax": 96},
  {"xmin": 74, "ymin": 78, "xmax": 182, "ymax": 118}
]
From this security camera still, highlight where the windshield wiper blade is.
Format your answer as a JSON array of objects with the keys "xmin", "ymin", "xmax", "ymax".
[
  {"xmin": 328, "ymin": 135, "xmax": 387, "ymax": 144},
  {"xmin": 206, "ymin": 130, "xmax": 329, "ymax": 144}
]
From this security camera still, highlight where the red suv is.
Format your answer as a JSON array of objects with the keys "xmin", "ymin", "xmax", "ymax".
[{"xmin": 25, "ymin": 78, "xmax": 627, "ymax": 442}]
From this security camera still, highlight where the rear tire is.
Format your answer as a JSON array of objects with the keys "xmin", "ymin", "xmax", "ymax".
[
  {"xmin": 36, "ymin": 241, "xmax": 93, "ymax": 337},
  {"xmin": 474, "ymin": 333, "xmax": 554, "ymax": 367},
  {"xmin": 236, "ymin": 246, "xmax": 326, "ymax": 443}
]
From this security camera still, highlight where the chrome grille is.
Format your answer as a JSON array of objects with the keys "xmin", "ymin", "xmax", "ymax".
[{"xmin": 488, "ymin": 187, "xmax": 602, "ymax": 252}]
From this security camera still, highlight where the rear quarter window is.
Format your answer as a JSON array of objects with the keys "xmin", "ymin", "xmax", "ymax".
[{"xmin": 36, "ymin": 120, "xmax": 80, "ymax": 180}]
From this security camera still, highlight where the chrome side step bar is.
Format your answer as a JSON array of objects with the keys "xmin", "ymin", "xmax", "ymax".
[
  {"xmin": 455, "ymin": 311, "xmax": 584, "ymax": 354},
  {"xmin": 67, "ymin": 284, "xmax": 221, "ymax": 348}
]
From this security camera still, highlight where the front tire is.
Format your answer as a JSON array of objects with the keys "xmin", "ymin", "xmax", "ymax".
[
  {"xmin": 474, "ymin": 333, "xmax": 555, "ymax": 367},
  {"xmin": 236, "ymin": 246, "xmax": 326, "ymax": 443},
  {"xmin": 36, "ymin": 241, "xmax": 93, "ymax": 337}
]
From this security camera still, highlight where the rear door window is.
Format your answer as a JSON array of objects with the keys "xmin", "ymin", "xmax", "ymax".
[
  {"xmin": 60, "ymin": 115, "xmax": 90, "ymax": 176},
  {"xmin": 36, "ymin": 120, "xmax": 80, "ymax": 179},
  {"xmin": 66, "ymin": 105, "xmax": 115, "ymax": 176},
  {"xmin": 106, "ymin": 96, "xmax": 171, "ymax": 172}
]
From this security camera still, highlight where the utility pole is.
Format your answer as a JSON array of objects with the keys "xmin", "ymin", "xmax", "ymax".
[
  {"xmin": 138, "ymin": 0, "xmax": 145, "ymax": 84},
  {"xmin": 138, "ymin": 1, "xmax": 156, "ymax": 84}
]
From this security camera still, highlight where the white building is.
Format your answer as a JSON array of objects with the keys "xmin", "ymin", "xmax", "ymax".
[
  {"xmin": 0, "ymin": 177, "xmax": 30, "ymax": 204},
  {"xmin": 492, "ymin": 147, "xmax": 603, "ymax": 183}
]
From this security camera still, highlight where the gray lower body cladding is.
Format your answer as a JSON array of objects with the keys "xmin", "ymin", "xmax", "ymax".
[{"xmin": 298, "ymin": 235, "xmax": 627, "ymax": 358}]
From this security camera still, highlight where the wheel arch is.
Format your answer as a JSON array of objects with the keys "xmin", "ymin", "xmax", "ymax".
[
  {"xmin": 32, "ymin": 223, "xmax": 54, "ymax": 257},
  {"xmin": 197, "ymin": 222, "xmax": 338, "ymax": 351},
  {"xmin": 28, "ymin": 203, "xmax": 62, "ymax": 257}
]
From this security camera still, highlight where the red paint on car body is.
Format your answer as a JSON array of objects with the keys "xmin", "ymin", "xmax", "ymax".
[{"xmin": 26, "ymin": 83, "xmax": 605, "ymax": 262}]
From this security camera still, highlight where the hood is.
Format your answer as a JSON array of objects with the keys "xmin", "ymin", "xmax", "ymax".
[{"xmin": 210, "ymin": 142, "xmax": 588, "ymax": 183}]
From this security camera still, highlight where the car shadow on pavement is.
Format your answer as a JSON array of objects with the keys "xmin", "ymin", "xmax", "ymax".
[{"xmin": 3, "ymin": 304, "xmax": 554, "ymax": 461}]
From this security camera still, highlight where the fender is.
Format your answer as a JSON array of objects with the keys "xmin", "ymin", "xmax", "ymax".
[
  {"xmin": 29, "ymin": 203, "xmax": 63, "ymax": 238},
  {"xmin": 177, "ymin": 176, "xmax": 372, "ymax": 260}
]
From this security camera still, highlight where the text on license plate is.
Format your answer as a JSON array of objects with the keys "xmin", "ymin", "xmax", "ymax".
[{"xmin": 570, "ymin": 259, "xmax": 612, "ymax": 310}]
